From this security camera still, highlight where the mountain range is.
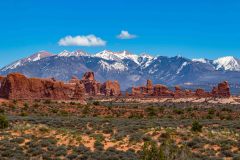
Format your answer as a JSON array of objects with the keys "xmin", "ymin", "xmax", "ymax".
[{"xmin": 1, "ymin": 50, "xmax": 240, "ymax": 93}]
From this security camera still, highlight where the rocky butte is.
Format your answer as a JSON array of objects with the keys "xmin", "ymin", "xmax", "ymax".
[
  {"xmin": 130, "ymin": 79, "xmax": 231, "ymax": 98},
  {"xmin": 0, "ymin": 72, "xmax": 121, "ymax": 100},
  {"xmin": 69, "ymin": 72, "xmax": 121, "ymax": 96},
  {"xmin": 0, "ymin": 73, "xmax": 85, "ymax": 100}
]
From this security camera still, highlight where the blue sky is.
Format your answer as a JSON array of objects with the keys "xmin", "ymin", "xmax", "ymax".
[{"xmin": 0, "ymin": 0, "xmax": 240, "ymax": 67}]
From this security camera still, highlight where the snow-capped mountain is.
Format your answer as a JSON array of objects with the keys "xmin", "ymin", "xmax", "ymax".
[
  {"xmin": 95, "ymin": 50, "xmax": 140, "ymax": 64},
  {"xmin": 0, "ymin": 50, "xmax": 240, "ymax": 91},
  {"xmin": 1, "ymin": 51, "xmax": 54, "ymax": 71},
  {"xmin": 213, "ymin": 56, "xmax": 240, "ymax": 71},
  {"xmin": 58, "ymin": 50, "xmax": 88, "ymax": 57}
]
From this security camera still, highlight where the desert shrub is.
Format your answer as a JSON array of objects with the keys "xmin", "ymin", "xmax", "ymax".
[
  {"xmin": 158, "ymin": 107, "xmax": 165, "ymax": 113},
  {"xmin": 59, "ymin": 110, "xmax": 68, "ymax": 116},
  {"xmin": 0, "ymin": 108, "xmax": 4, "ymax": 114},
  {"xmin": 102, "ymin": 127, "xmax": 113, "ymax": 134},
  {"xmin": 221, "ymin": 107, "xmax": 232, "ymax": 112},
  {"xmin": 44, "ymin": 99, "xmax": 52, "ymax": 104},
  {"xmin": 145, "ymin": 107, "xmax": 157, "ymax": 117},
  {"xmin": 219, "ymin": 114, "xmax": 232, "ymax": 120},
  {"xmin": 73, "ymin": 144, "xmax": 90, "ymax": 153},
  {"xmin": 19, "ymin": 112, "xmax": 28, "ymax": 117},
  {"xmin": 186, "ymin": 138, "xmax": 203, "ymax": 149},
  {"xmin": 0, "ymin": 115, "xmax": 9, "ymax": 129},
  {"xmin": 191, "ymin": 121, "xmax": 202, "ymax": 132},
  {"xmin": 94, "ymin": 141, "xmax": 104, "ymax": 150},
  {"xmin": 128, "ymin": 113, "xmax": 144, "ymax": 119},
  {"xmin": 55, "ymin": 146, "xmax": 67, "ymax": 156},
  {"xmin": 10, "ymin": 137, "xmax": 25, "ymax": 144},
  {"xmin": 159, "ymin": 132, "xmax": 171, "ymax": 140},
  {"xmin": 70, "ymin": 101, "xmax": 76, "ymax": 105},
  {"xmin": 12, "ymin": 99, "xmax": 17, "ymax": 104},
  {"xmin": 67, "ymin": 153, "xmax": 78, "ymax": 160},
  {"xmin": 93, "ymin": 101, "xmax": 100, "ymax": 106},
  {"xmin": 129, "ymin": 132, "xmax": 143, "ymax": 142},
  {"xmin": 82, "ymin": 105, "xmax": 90, "ymax": 115},
  {"xmin": 208, "ymin": 108, "xmax": 215, "ymax": 115},
  {"xmin": 39, "ymin": 126, "xmax": 50, "ymax": 133},
  {"xmin": 23, "ymin": 102, "xmax": 29, "ymax": 109},
  {"xmin": 141, "ymin": 139, "xmax": 192, "ymax": 160},
  {"xmin": 91, "ymin": 133, "xmax": 104, "ymax": 142},
  {"xmin": 141, "ymin": 141, "xmax": 165, "ymax": 160},
  {"xmin": 206, "ymin": 114, "xmax": 213, "ymax": 119},
  {"xmin": 142, "ymin": 135, "xmax": 152, "ymax": 142},
  {"xmin": 173, "ymin": 109, "xmax": 184, "ymax": 115},
  {"xmin": 221, "ymin": 150, "xmax": 233, "ymax": 157}
]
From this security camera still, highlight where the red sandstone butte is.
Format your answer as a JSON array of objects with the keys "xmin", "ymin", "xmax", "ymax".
[
  {"xmin": 212, "ymin": 81, "xmax": 231, "ymax": 98},
  {"xmin": 69, "ymin": 71, "xmax": 121, "ymax": 96},
  {"xmin": 101, "ymin": 80, "xmax": 121, "ymax": 96},
  {"xmin": 0, "ymin": 73, "xmax": 85, "ymax": 100}
]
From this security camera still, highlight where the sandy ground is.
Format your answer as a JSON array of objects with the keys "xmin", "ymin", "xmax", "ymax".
[{"xmin": 100, "ymin": 96, "xmax": 240, "ymax": 104}]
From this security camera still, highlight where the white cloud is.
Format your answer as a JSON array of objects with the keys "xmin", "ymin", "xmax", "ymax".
[
  {"xmin": 117, "ymin": 30, "xmax": 137, "ymax": 39},
  {"xmin": 58, "ymin": 35, "xmax": 106, "ymax": 46}
]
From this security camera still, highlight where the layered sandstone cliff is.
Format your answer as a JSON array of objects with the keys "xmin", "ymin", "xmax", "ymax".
[{"xmin": 0, "ymin": 73, "xmax": 85, "ymax": 100}]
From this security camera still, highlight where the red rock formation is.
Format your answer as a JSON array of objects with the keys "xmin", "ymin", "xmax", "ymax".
[
  {"xmin": 69, "ymin": 76, "xmax": 79, "ymax": 83},
  {"xmin": 0, "ymin": 76, "xmax": 4, "ymax": 87},
  {"xmin": 101, "ymin": 80, "xmax": 121, "ymax": 96},
  {"xmin": 146, "ymin": 80, "xmax": 153, "ymax": 94},
  {"xmin": 82, "ymin": 72, "xmax": 95, "ymax": 81},
  {"xmin": 0, "ymin": 76, "xmax": 4, "ymax": 82},
  {"xmin": 0, "ymin": 73, "xmax": 85, "ymax": 100},
  {"xmin": 130, "ymin": 80, "xmax": 232, "ymax": 98},
  {"xmin": 153, "ymin": 84, "xmax": 174, "ymax": 97},
  {"xmin": 68, "ymin": 72, "xmax": 121, "ymax": 96},
  {"xmin": 195, "ymin": 88, "xmax": 210, "ymax": 97},
  {"xmin": 174, "ymin": 85, "xmax": 183, "ymax": 98},
  {"xmin": 212, "ymin": 81, "xmax": 231, "ymax": 98},
  {"xmin": 131, "ymin": 87, "xmax": 142, "ymax": 96}
]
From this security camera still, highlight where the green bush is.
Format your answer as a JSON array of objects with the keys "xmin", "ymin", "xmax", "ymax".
[
  {"xmin": 145, "ymin": 107, "xmax": 157, "ymax": 117},
  {"xmin": 0, "ymin": 115, "xmax": 9, "ymax": 129},
  {"xmin": 141, "ymin": 141, "xmax": 165, "ymax": 160},
  {"xmin": 93, "ymin": 101, "xmax": 100, "ymax": 106},
  {"xmin": 191, "ymin": 121, "xmax": 202, "ymax": 132},
  {"xmin": 141, "ymin": 140, "xmax": 192, "ymax": 160}
]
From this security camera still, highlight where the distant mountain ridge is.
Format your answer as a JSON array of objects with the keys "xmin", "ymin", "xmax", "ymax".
[{"xmin": 1, "ymin": 50, "xmax": 240, "ymax": 92}]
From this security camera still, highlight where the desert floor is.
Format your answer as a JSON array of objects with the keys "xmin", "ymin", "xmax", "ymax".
[{"xmin": 0, "ymin": 97, "xmax": 239, "ymax": 160}]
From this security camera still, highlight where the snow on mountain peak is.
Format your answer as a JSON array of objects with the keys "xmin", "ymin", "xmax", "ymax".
[
  {"xmin": 1, "ymin": 51, "xmax": 53, "ymax": 71},
  {"xmin": 213, "ymin": 56, "xmax": 240, "ymax": 71},
  {"xmin": 58, "ymin": 50, "xmax": 88, "ymax": 57},
  {"xmin": 98, "ymin": 60, "xmax": 128, "ymax": 72},
  {"xmin": 28, "ymin": 51, "xmax": 53, "ymax": 61},
  {"xmin": 95, "ymin": 50, "xmax": 139, "ymax": 64}
]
